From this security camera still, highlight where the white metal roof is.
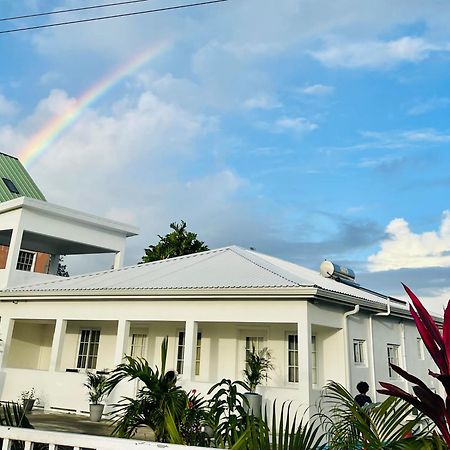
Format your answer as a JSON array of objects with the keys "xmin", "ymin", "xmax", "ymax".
[{"xmin": 3, "ymin": 246, "xmax": 402, "ymax": 309}]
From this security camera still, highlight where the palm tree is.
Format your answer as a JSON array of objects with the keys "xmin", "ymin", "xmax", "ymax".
[{"xmin": 106, "ymin": 337, "xmax": 187, "ymax": 442}]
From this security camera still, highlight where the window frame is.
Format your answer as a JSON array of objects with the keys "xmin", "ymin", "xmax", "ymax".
[
  {"xmin": 176, "ymin": 330, "xmax": 202, "ymax": 375},
  {"xmin": 353, "ymin": 339, "xmax": 366, "ymax": 366},
  {"xmin": 76, "ymin": 328, "xmax": 101, "ymax": 370},
  {"xmin": 16, "ymin": 250, "xmax": 37, "ymax": 272},
  {"xmin": 130, "ymin": 333, "xmax": 147, "ymax": 359},
  {"xmin": 311, "ymin": 335, "xmax": 317, "ymax": 386},
  {"xmin": 387, "ymin": 343, "xmax": 400, "ymax": 379},
  {"xmin": 417, "ymin": 337, "xmax": 425, "ymax": 360},
  {"xmin": 287, "ymin": 333, "xmax": 299, "ymax": 383}
]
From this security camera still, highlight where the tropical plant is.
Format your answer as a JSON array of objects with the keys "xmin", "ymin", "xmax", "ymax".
[
  {"xmin": 321, "ymin": 380, "xmax": 438, "ymax": 450},
  {"xmin": 106, "ymin": 337, "xmax": 187, "ymax": 442},
  {"xmin": 84, "ymin": 371, "xmax": 108, "ymax": 404},
  {"xmin": 206, "ymin": 378, "xmax": 252, "ymax": 448},
  {"xmin": 377, "ymin": 284, "xmax": 450, "ymax": 447},
  {"xmin": 243, "ymin": 347, "xmax": 274, "ymax": 392},
  {"xmin": 141, "ymin": 220, "xmax": 209, "ymax": 263},
  {"xmin": 165, "ymin": 389, "xmax": 210, "ymax": 447},
  {"xmin": 234, "ymin": 401, "xmax": 326, "ymax": 450}
]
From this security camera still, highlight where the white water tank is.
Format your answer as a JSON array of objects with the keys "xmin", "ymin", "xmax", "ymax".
[{"xmin": 320, "ymin": 260, "xmax": 356, "ymax": 282}]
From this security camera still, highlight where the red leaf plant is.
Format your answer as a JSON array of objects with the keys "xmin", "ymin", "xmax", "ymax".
[{"xmin": 377, "ymin": 283, "xmax": 450, "ymax": 445}]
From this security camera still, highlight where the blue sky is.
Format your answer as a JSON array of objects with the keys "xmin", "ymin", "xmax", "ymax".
[{"xmin": 0, "ymin": 0, "xmax": 450, "ymax": 311}]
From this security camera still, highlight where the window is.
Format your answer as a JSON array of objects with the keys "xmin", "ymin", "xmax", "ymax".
[
  {"xmin": 177, "ymin": 331, "xmax": 185, "ymax": 374},
  {"xmin": 130, "ymin": 333, "xmax": 147, "ymax": 358},
  {"xmin": 311, "ymin": 335, "xmax": 317, "ymax": 385},
  {"xmin": 16, "ymin": 250, "xmax": 36, "ymax": 272},
  {"xmin": 417, "ymin": 338, "xmax": 425, "ymax": 360},
  {"xmin": 195, "ymin": 332, "xmax": 202, "ymax": 376},
  {"xmin": 2, "ymin": 177, "xmax": 20, "ymax": 194},
  {"xmin": 245, "ymin": 336, "xmax": 264, "ymax": 358},
  {"xmin": 77, "ymin": 329, "xmax": 100, "ymax": 369},
  {"xmin": 387, "ymin": 344, "xmax": 400, "ymax": 379},
  {"xmin": 353, "ymin": 339, "xmax": 366, "ymax": 365},
  {"xmin": 287, "ymin": 334, "xmax": 298, "ymax": 383},
  {"xmin": 177, "ymin": 331, "xmax": 202, "ymax": 375}
]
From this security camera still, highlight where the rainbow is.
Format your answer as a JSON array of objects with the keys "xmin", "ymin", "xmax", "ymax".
[{"xmin": 18, "ymin": 40, "xmax": 170, "ymax": 167}]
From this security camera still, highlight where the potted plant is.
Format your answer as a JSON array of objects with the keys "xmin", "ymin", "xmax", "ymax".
[
  {"xmin": 19, "ymin": 388, "xmax": 38, "ymax": 413},
  {"xmin": 84, "ymin": 371, "xmax": 109, "ymax": 422},
  {"xmin": 243, "ymin": 347, "xmax": 273, "ymax": 417}
]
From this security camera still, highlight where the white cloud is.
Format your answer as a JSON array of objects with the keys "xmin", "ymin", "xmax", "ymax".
[
  {"xmin": 368, "ymin": 211, "xmax": 450, "ymax": 271},
  {"xmin": 311, "ymin": 36, "xmax": 449, "ymax": 69},
  {"xmin": 0, "ymin": 95, "xmax": 19, "ymax": 117},
  {"xmin": 243, "ymin": 94, "xmax": 281, "ymax": 110},
  {"xmin": 301, "ymin": 84, "xmax": 334, "ymax": 96},
  {"xmin": 275, "ymin": 117, "xmax": 318, "ymax": 133}
]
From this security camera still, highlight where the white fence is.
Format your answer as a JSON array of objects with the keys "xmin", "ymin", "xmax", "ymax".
[{"xmin": 0, "ymin": 426, "xmax": 210, "ymax": 450}]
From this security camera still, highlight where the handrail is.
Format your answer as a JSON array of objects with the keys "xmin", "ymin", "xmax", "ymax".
[{"xmin": 0, "ymin": 425, "xmax": 211, "ymax": 450}]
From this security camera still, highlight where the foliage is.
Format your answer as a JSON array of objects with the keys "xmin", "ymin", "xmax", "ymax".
[
  {"xmin": 0, "ymin": 402, "xmax": 48, "ymax": 450},
  {"xmin": 141, "ymin": 220, "xmax": 209, "ymax": 263},
  {"xmin": 106, "ymin": 337, "xmax": 187, "ymax": 442},
  {"xmin": 57, "ymin": 256, "xmax": 69, "ymax": 277},
  {"xmin": 322, "ymin": 380, "xmax": 438, "ymax": 450},
  {"xmin": 84, "ymin": 371, "xmax": 108, "ymax": 404},
  {"xmin": 206, "ymin": 378, "xmax": 252, "ymax": 448},
  {"xmin": 233, "ymin": 401, "xmax": 325, "ymax": 450},
  {"xmin": 243, "ymin": 347, "xmax": 274, "ymax": 393},
  {"xmin": 377, "ymin": 284, "xmax": 450, "ymax": 447},
  {"xmin": 19, "ymin": 387, "xmax": 37, "ymax": 402},
  {"xmin": 165, "ymin": 389, "xmax": 211, "ymax": 447}
]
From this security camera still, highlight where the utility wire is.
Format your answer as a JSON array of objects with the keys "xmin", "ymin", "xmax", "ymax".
[
  {"xmin": 1, "ymin": 0, "xmax": 156, "ymax": 23},
  {"xmin": 0, "ymin": 0, "xmax": 228, "ymax": 34}
]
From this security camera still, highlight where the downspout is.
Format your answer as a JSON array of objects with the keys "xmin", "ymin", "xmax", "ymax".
[
  {"xmin": 343, "ymin": 304, "xmax": 360, "ymax": 390},
  {"xmin": 369, "ymin": 298, "xmax": 391, "ymax": 401},
  {"xmin": 400, "ymin": 321, "xmax": 408, "ymax": 392}
]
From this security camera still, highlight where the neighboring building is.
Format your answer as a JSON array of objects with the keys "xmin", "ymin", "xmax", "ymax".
[
  {"xmin": 0, "ymin": 153, "xmax": 440, "ymax": 416},
  {"xmin": 0, "ymin": 153, "xmax": 50, "ymax": 276}
]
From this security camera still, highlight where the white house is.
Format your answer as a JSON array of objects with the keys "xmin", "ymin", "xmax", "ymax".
[{"xmin": 0, "ymin": 155, "xmax": 440, "ymax": 417}]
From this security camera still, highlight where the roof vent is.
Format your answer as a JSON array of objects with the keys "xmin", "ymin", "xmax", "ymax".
[{"xmin": 320, "ymin": 260, "xmax": 356, "ymax": 283}]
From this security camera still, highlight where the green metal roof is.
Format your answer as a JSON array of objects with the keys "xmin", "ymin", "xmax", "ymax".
[{"xmin": 0, "ymin": 153, "xmax": 46, "ymax": 202}]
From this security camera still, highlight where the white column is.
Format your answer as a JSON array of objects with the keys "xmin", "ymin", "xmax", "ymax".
[
  {"xmin": 0, "ymin": 318, "xmax": 14, "ymax": 369},
  {"xmin": 49, "ymin": 319, "xmax": 67, "ymax": 372},
  {"xmin": 114, "ymin": 319, "xmax": 130, "ymax": 366},
  {"xmin": 4, "ymin": 225, "xmax": 24, "ymax": 286},
  {"xmin": 182, "ymin": 320, "xmax": 198, "ymax": 381},
  {"xmin": 297, "ymin": 319, "xmax": 311, "ymax": 411},
  {"xmin": 113, "ymin": 242, "xmax": 126, "ymax": 270},
  {"xmin": 48, "ymin": 254, "xmax": 60, "ymax": 275}
]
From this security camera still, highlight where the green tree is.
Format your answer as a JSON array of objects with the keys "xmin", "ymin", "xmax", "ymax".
[
  {"xmin": 141, "ymin": 220, "xmax": 209, "ymax": 263},
  {"xmin": 57, "ymin": 256, "xmax": 69, "ymax": 277}
]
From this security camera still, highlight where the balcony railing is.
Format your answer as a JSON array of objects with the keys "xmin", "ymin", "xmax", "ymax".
[{"xmin": 0, "ymin": 426, "xmax": 210, "ymax": 450}]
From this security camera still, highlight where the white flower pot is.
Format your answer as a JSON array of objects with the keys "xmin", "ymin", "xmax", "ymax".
[
  {"xmin": 89, "ymin": 403, "xmax": 105, "ymax": 422},
  {"xmin": 244, "ymin": 392, "xmax": 262, "ymax": 418}
]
